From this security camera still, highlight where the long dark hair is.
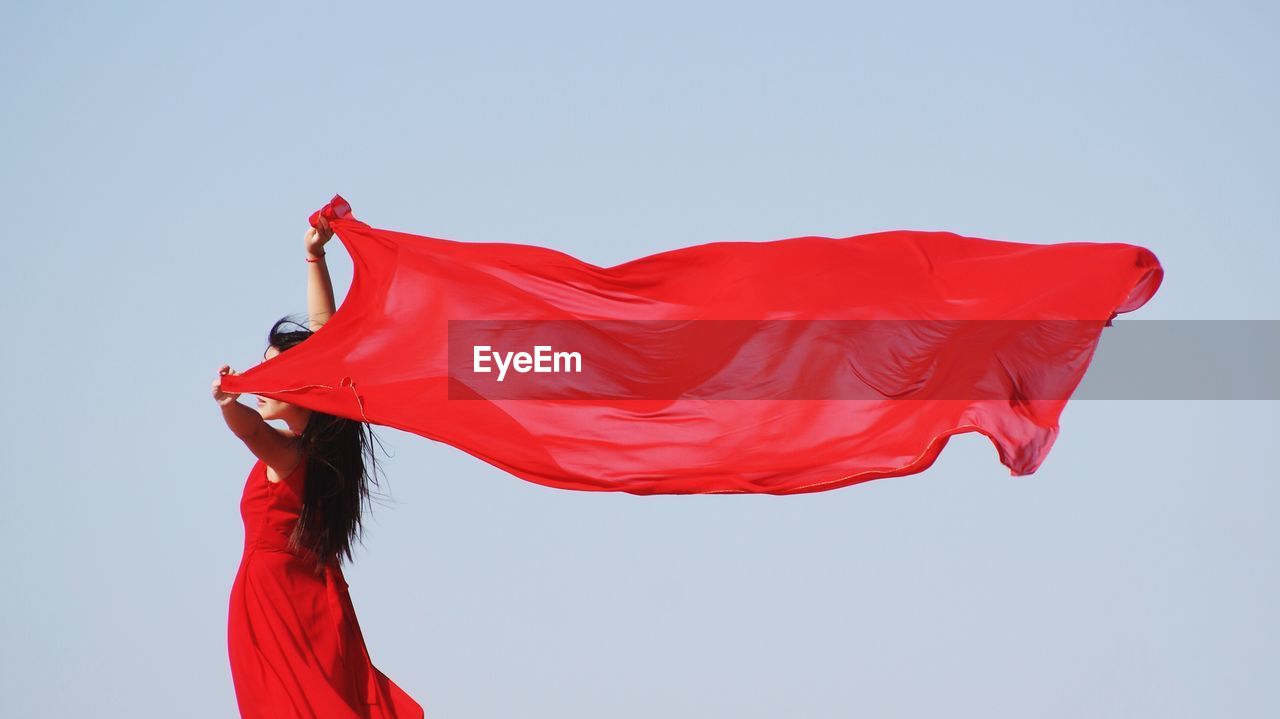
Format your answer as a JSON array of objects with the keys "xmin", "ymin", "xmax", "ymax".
[{"xmin": 266, "ymin": 316, "xmax": 389, "ymax": 572}]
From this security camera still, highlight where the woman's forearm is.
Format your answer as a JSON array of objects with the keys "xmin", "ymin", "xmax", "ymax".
[
  {"xmin": 221, "ymin": 399, "xmax": 268, "ymax": 439},
  {"xmin": 306, "ymin": 251, "xmax": 337, "ymax": 329}
]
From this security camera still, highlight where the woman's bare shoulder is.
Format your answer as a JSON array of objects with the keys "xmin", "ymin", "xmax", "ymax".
[{"xmin": 262, "ymin": 427, "xmax": 305, "ymax": 484}]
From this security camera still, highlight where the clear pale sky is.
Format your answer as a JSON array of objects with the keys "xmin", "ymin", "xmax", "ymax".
[{"xmin": 2, "ymin": 2, "xmax": 1277, "ymax": 717}]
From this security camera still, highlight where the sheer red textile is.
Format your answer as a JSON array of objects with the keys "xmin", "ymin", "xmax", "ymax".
[{"xmin": 218, "ymin": 195, "xmax": 1162, "ymax": 495}]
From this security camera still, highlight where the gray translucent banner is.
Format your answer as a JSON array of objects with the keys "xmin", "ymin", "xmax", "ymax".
[
  {"xmin": 1075, "ymin": 320, "xmax": 1280, "ymax": 399},
  {"xmin": 446, "ymin": 319, "xmax": 1280, "ymax": 400}
]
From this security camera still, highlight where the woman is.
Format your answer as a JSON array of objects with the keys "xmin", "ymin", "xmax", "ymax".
[{"xmin": 212, "ymin": 216, "xmax": 425, "ymax": 718}]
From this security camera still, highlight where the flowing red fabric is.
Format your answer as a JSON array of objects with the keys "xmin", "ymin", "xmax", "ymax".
[{"xmin": 219, "ymin": 195, "xmax": 1162, "ymax": 495}]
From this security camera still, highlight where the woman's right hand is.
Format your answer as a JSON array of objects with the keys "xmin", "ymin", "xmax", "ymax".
[
  {"xmin": 212, "ymin": 364, "xmax": 241, "ymax": 406},
  {"xmin": 304, "ymin": 216, "xmax": 334, "ymax": 257}
]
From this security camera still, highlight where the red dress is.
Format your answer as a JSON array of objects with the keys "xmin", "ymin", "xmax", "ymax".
[{"xmin": 228, "ymin": 457, "xmax": 424, "ymax": 718}]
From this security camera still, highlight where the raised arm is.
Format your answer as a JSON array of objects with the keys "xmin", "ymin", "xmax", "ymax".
[
  {"xmin": 304, "ymin": 217, "xmax": 337, "ymax": 330},
  {"xmin": 212, "ymin": 365, "xmax": 298, "ymax": 472}
]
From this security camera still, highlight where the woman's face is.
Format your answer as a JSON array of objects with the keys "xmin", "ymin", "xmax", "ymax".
[{"xmin": 255, "ymin": 345, "xmax": 296, "ymax": 421}]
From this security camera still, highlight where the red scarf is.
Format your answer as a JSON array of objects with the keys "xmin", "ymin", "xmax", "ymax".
[{"xmin": 218, "ymin": 195, "xmax": 1162, "ymax": 494}]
